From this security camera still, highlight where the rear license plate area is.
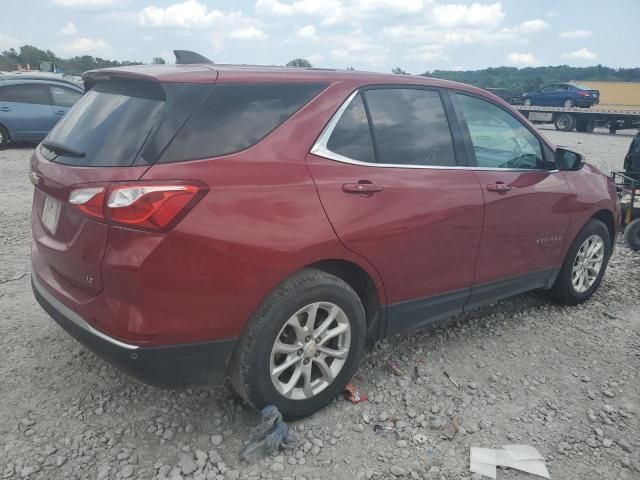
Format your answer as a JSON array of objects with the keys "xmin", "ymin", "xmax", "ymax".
[{"xmin": 42, "ymin": 195, "xmax": 62, "ymax": 234}]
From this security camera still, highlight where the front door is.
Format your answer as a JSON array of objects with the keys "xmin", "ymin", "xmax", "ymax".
[
  {"xmin": 307, "ymin": 87, "xmax": 484, "ymax": 334},
  {"xmin": 452, "ymin": 92, "xmax": 571, "ymax": 307},
  {"xmin": 0, "ymin": 83, "xmax": 54, "ymax": 141}
]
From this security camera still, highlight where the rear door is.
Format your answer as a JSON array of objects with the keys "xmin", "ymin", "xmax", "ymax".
[
  {"xmin": 49, "ymin": 84, "xmax": 82, "ymax": 125},
  {"xmin": 452, "ymin": 92, "xmax": 571, "ymax": 307},
  {"xmin": 31, "ymin": 80, "xmax": 169, "ymax": 295},
  {"xmin": 307, "ymin": 87, "xmax": 484, "ymax": 334},
  {"xmin": 0, "ymin": 83, "xmax": 54, "ymax": 140}
]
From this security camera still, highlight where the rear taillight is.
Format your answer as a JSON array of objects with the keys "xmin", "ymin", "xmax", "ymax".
[
  {"xmin": 578, "ymin": 91, "xmax": 590, "ymax": 96},
  {"xmin": 68, "ymin": 182, "xmax": 207, "ymax": 231}
]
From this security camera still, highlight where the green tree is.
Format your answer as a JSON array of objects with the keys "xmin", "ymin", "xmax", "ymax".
[
  {"xmin": 286, "ymin": 58, "xmax": 312, "ymax": 68},
  {"xmin": 392, "ymin": 67, "xmax": 409, "ymax": 75},
  {"xmin": 152, "ymin": 57, "xmax": 166, "ymax": 65}
]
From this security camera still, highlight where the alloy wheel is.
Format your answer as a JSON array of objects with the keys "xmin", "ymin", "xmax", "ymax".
[
  {"xmin": 571, "ymin": 235, "xmax": 605, "ymax": 293},
  {"xmin": 270, "ymin": 302, "xmax": 351, "ymax": 400}
]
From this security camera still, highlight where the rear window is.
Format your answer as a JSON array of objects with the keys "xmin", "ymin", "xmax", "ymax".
[
  {"xmin": 159, "ymin": 83, "xmax": 325, "ymax": 163},
  {"xmin": 44, "ymin": 81, "xmax": 165, "ymax": 166}
]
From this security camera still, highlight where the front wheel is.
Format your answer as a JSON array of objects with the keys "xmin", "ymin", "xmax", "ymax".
[
  {"xmin": 230, "ymin": 269, "xmax": 366, "ymax": 420},
  {"xmin": 524, "ymin": 98, "xmax": 533, "ymax": 106},
  {"xmin": 548, "ymin": 219, "xmax": 611, "ymax": 305}
]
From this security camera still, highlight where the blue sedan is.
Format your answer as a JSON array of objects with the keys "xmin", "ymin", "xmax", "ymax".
[
  {"xmin": 0, "ymin": 74, "xmax": 84, "ymax": 149},
  {"xmin": 523, "ymin": 83, "xmax": 600, "ymax": 108}
]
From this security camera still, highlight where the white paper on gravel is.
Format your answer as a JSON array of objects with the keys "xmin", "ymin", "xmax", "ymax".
[{"xmin": 470, "ymin": 445, "xmax": 550, "ymax": 479}]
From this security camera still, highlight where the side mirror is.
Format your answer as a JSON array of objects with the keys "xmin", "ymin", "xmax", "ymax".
[{"xmin": 555, "ymin": 147, "xmax": 583, "ymax": 171}]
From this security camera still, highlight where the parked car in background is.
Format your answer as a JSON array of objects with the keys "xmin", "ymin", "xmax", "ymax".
[
  {"xmin": 522, "ymin": 83, "xmax": 600, "ymax": 108},
  {"xmin": 31, "ymin": 62, "xmax": 619, "ymax": 419},
  {"xmin": 0, "ymin": 74, "xmax": 83, "ymax": 149}
]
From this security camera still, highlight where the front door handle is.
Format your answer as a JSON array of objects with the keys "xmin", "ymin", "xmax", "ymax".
[
  {"xmin": 55, "ymin": 110, "xmax": 66, "ymax": 115},
  {"xmin": 342, "ymin": 182, "xmax": 384, "ymax": 194},
  {"xmin": 486, "ymin": 182, "xmax": 512, "ymax": 193},
  {"xmin": 0, "ymin": 106, "xmax": 10, "ymax": 112}
]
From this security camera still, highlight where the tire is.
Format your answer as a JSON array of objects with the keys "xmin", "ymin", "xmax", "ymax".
[
  {"xmin": 564, "ymin": 98, "xmax": 576, "ymax": 108},
  {"xmin": 548, "ymin": 219, "xmax": 611, "ymax": 305},
  {"xmin": 230, "ymin": 268, "xmax": 366, "ymax": 420},
  {"xmin": 554, "ymin": 113, "xmax": 575, "ymax": 132},
  {"xmin": 0, "ymin": 125, "xmax": 8, "ymax": 150},
  {"xmin": 524, "ymin": 98, "xmax": 532, "ymax": 106},
  {"xmin": 624, "ymin": 218, "xmax": 640, "ymax": 251}
]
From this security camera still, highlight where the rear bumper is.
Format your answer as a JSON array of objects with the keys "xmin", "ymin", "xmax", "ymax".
[{"xmin": 32, "ymin": 275, "xmax": 236, "ymax": 387}]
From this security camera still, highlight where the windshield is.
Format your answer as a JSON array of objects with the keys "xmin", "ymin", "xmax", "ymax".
[{"xmin": 44, "ymin": 81, "xmax": 165, "ymax": 166}]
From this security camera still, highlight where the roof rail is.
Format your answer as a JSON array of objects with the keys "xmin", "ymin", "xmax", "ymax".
[{"xmin": 174, "ymin": 50, "xmax": 214, "ymax": 65}]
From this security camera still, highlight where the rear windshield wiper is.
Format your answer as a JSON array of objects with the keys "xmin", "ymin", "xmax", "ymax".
[{"xmin": 41, "ymin": 140, "xmax": 86, "ymax": 158}]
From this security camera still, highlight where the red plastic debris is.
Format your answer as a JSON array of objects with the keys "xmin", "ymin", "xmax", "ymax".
[{"xmin": 343, "ymin": 383, "xmax": 368, "ymax": 404}]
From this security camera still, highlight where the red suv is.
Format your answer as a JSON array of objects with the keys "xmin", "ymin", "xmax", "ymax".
[{"xmin": 31, "ymin": 62, "xmax": 619, "ymax": 418}]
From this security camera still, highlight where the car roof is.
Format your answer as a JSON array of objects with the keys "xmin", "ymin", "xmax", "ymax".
[
  {"xmin": 0, "ymin": 73, "xmax": 83, "ymax": 90},
  {"xmin": 83, "ymin": 63, "xmax": 483, "ymax": 94}
]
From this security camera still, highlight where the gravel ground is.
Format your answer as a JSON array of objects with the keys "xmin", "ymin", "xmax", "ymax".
[{"xmin": 1, "ymin": 129, "xmax": 639, "ymax": 480}]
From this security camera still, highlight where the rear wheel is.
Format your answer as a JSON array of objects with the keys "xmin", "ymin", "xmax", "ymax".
[
  {"xmin": 554, "ymin": 113, "xmax": 575, "ymax": 132},
  {"xmin": 564, "ymin": 98, "xmax": 576, "ymax": 108},
  {"xmin": 0, "ymin": 125, "xmax": 8, "ymax": 150},
  {"xmin": 230, "ymin": 269, "xmax": 366, "ymax": 420},
  {"xmin": 624, "ymin": 218, "xmax": 640, "ymax": 251},
  {"xmin": 524, "ymin": 98, "xmax": 533, "ymax": 106},
  {"xmin": 548, "ymin": 219, "xmax": 611, "ymax": 305}
]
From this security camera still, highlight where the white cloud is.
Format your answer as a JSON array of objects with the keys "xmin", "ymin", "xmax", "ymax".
[
  {"xmin": 57, "ymin": 37, "xmax": 111, "ymax": 55},
  {"xmin": 59, "ymin": 22, "xmax": 79, "ymax": 36},
  {"xmin": 406, "ymin": 44, "xmax": 448, "ymax": 62},
  {"xmin": 563, "ymin": 48, "xmax": 597, "ymax": 60},
  {"xmin": 355, "ymin": 0, "xmax": 424, "ymax": 14},
  {"xmin": 139, "ymin": 0, "xmax": 244, "ymax": 29},
  {"xmin": 307, "ymin": 53, "xmax": 325, "ymax": 64},
  {"xmin": 0, "ymin": 33, "xmax": 19, "ymax": 50},
  {"xmin": 507, "ymin": 52, "xmax": 538, "ymax": 66},
  {"xmin": 229, "ymin": 26, "xmax": 267, "ymax": 40},
  {"xmin": 53, "ymin": 0, "xmax": 118, "ymax": 7},
  {"xmin": 256, "ymin": 0, "xmax": 341, "ymax": 16},
  {"xmin": 296, "ymin": 25, "xmax": 317, "ymax": 39},
  {"xmin": 518, "ymin": 19, "xmax": 549, "ymax": 33},
  {"xmin": 431, "ymin": 2, "xmax": 505, "ymax": 28},
  {"xmin": 559, "ymin": 30, "xmax": 592, "ymax": 39}
]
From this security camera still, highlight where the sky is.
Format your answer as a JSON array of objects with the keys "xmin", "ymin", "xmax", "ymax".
[{"xmin": 1, "ymin": 0, "xmax": 639, "ymax": 73}]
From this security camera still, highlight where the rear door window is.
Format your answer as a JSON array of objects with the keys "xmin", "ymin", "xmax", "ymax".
[
  {"xmin": 44, "ymin": 81, "xmax": 165, "ymax": 166},
  {"xmin": 364, "ymin": 88, "xmax": 457, "ymax": 166},
  {"xmin": 160, "ymin": 83, "xmax": 325, "ymax": 163},
  {"xmin": 0, "ymin": 84, "xmax": 49, "ymax": 105},
  {"xmin": 50, "ymin": 85, "xmax": 82, "ymax": 107}
]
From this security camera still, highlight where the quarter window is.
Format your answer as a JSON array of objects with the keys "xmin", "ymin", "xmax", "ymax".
[
  {"xmin": 326, "ymin": 93, "xmax": 375, "ymax": 163},
  {"xmin": 456, "ymin": 94, "xmax": 543, "ymax": 169},
  {"xmin": 364, "ymin": 88, "xmax": 456, "ymax": 166},
  {"xmin": 0, "ymin": 84, "xmax": 49, "ymax": 105}
]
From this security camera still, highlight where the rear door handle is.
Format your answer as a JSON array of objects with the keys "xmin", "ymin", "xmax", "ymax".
[
  {"xmin": 0, "ymin": 106, "xmax": 10, "ymax": 112},
  {"xmin": 342, "ymin": 182, "xmax": 384, "ymax": 194},
  {"xmin": 55, "ymin": 110, "xmax": 66, "ymax": 115},
  {"xmin": 486, "ymin": 182, "xmax": 512, "ymax": 193}
]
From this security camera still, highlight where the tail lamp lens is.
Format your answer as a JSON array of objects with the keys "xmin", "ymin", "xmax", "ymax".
[
  {"xmin": 68, "ymin": 187, "xmax": 105, "ymax": 218},
  {"xmin": 106, "ymin": 185, "xmax": 199, "ymax": 229},
  {"xmin": 68, "ymin": 183, "xmax": 204, "ymax": 231}
]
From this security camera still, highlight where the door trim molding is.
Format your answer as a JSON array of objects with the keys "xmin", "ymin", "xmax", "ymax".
[{"xmin": 384, "ymin": 268, "xmax": 557, "ymax": 337}]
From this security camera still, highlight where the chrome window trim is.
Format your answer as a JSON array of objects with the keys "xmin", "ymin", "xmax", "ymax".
[
  {"xmin": 310, "ymin": 88, "xmax": 557, "ymax": 173},
  {"xmin": 33, "ymin": 274, "xmax": 140, "ymax": 350}
]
